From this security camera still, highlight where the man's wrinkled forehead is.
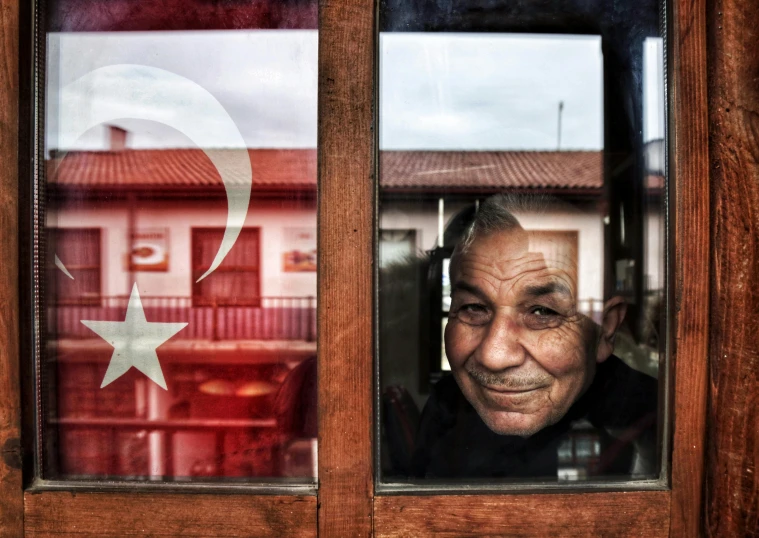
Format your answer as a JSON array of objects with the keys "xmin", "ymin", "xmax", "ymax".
[{"xmin": 452, "ymin": 229, "xmax": 578, "ymax": 294}]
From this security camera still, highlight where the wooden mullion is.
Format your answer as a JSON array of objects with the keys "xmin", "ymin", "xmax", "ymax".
[
  {"xmin": 0, "ymin": 0, "xmax": 24, "ymax": 534},
  {"xmin": 669, "ymin": 0, "xmax": 710, "ymax": 535},
  {"xmin": 316, "ymin": 0, "xmax": 376, "ymax": 534}
]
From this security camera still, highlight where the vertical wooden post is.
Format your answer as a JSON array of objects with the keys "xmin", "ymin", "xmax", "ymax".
[
  {"xmin": 0, "ymin": 0, "xmax": 24, "ymax": 534},
  {"xmin": 706, "ymin": 0, "xmax": 759, "ymax": 535},
  {"xmin": 670, "ymin": 0, "xmax": 710, "ymax": 535},
  {"xmin": 317, "ymin": 0, "xmax": 375, "ymax": 534}
]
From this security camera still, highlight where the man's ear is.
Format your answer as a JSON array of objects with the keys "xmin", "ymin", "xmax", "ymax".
[{"xmin": 595, "ymin": 296, "xmax": 627, "ymax": 364}]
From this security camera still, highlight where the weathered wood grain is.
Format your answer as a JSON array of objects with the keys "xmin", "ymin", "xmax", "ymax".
[
  {"xmin": 0, "ymin": 0, "xmax": 23, "ymax": 535},
  {"xmin": 316, "ymin": 0, "xmax": 375, "ymax": 536},
  {"xmin": 706, "ymin": 1, "xmax": 759, "ymax": 536},
  {"xmin": 670, "ymin": 0, "xmax": 711, "ymax": 535},
  {"xmin": 24, "ymin": 492, "xmax": 316, "ymax": 537},
  {"xmin": 374, "ymin": 491, "xmax": 671, "ymax": 537}
]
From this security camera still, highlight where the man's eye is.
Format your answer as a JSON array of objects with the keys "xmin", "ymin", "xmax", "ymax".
[
  {"xmin": 530, "ymin": 306, "xmax": 558, "ymax": 317},
  {"xmin": 454, "ymin": 303, "xmax": 491, "ymax": 325},
  {"xmin": 524, "ymin": 306, "xmax": 563, "ymax": 329}
]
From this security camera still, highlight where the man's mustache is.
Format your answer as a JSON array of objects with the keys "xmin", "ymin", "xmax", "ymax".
[{"xmin": 465, "ymin": 366, "xmax": 550, "ymax": 389}]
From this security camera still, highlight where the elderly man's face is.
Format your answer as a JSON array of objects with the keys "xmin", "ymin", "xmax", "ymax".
[{"xmin": 446, "ymin": 227, "xmax": 617, "ymax": 437}]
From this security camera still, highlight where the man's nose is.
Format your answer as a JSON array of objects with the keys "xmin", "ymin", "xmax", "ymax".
[{"xmin": 474, "ymin": 311, "xmax": 527, "ymax": 371}]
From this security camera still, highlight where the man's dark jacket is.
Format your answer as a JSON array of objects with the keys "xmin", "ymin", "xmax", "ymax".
[{"xmin": 410, "ymin": 356, "xmax": 658, "ymax": 479}]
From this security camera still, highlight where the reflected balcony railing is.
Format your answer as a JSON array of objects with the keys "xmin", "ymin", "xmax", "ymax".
[
  {"xmin": 54, "ymin": 416, "xmax": 281, "ymax": 478},
  {"xmin": 50, "ymin": 295, "xmax": 317, "ymax": 342}
]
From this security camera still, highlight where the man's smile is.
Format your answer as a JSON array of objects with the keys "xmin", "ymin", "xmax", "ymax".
[
  {"xmin": 475, "ymin": 381, "xmax": 550, "ymax": 410},
  {"xmin": 481, "ymin": 384, "xmax": 541, "ymax": 394}
]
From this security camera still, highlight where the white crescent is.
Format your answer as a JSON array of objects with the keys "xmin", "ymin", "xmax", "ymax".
[{"xmin": 57, "ymin": 64, "xmax": 252, "ymax": 282}]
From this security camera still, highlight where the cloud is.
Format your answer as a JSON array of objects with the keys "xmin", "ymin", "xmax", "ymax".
[
  {"xmin": 48, "ymin": 30, "xmax": 318, "ymax": 150},
  {"xmin": 47, "ymin": 30, "xmax": 643, "ymax": 152},
  {"xmin": 380, "ymin": 33, "xmax": 603, "ymax": 150}
]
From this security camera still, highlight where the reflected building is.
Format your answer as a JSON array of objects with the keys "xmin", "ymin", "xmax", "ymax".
[
  {"xmin": 46, "ymin": 130, "xmax": 663, "ymax": 480},
  {"xmin": 46, "ymin": 128, "xmax": 318, "ymax": 479}
]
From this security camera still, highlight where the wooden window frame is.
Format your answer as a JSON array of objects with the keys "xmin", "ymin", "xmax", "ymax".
[{"xmin": 3, "ymin": 0, "xmax": 750, "ymax": 535}]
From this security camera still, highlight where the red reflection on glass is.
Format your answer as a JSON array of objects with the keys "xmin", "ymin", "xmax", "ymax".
[
  {"xmin": 48, "ymin": 0, "xmax": 317, "ymax": 32},
  {"xmin": 43, "ymin": 1, "xmax": 318, "ymax": 480},
  {"xmin": 48, "ymin": 139, "xmax": 318, "ymax": 481}
]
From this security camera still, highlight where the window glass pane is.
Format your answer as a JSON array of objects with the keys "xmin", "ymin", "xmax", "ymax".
[
  {"xmin": 378, "ymin": 2, "xmax": 665, "ymax": 487},
  {"xmin": 40, "ymin": 0, "xmax": 318, "ymax": 483}
]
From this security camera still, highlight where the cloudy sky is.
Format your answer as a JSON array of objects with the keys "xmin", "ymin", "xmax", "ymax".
[
  {"xmin": 381, "ymin": 33, "xmax": 602, "ymax": 150},
  {"xmin": 47, "ymin": 30, "xmax": 662, "ymax": 152}
]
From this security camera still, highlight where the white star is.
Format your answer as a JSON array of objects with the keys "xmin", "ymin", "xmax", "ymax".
[{"xmin": 81, "ymin": 284, "xmax": 187, "ymax": 390}]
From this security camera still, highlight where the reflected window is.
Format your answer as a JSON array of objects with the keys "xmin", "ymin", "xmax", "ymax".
[
  {"xmin": 49, "ymin": 228, "xmax": 102, "ymax": 305},
  {"xmin": 192, "ymin": 228, "xmax": 261, "ymax": 306}
]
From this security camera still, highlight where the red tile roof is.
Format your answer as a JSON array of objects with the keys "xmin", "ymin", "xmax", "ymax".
[
  {"xmin": 48, "ymin": 148, "xmax": 602, "ymax": 193},
  {"xmin": 380, "ymin": 151, "xmax": 601, "ymax": 191},
  {"xmin": 48, "ymin": 149, "xmax": 317, "ymax": 191}
]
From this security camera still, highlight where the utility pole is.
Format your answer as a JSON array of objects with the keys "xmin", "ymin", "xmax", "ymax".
[{"xmin": 557, "ymin": 100, "xmax": 564, "ymax": 150}]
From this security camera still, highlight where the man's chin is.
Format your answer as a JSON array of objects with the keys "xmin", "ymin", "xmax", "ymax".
[{"xmin": 478, "ymin": 409, "xmax": 551, "ymax": 438}]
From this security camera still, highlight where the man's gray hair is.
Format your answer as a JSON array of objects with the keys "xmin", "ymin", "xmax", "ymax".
[
  {"xmin": 449, "ymin": 194, "xmax": 554, "ymax": 281},
  {"xmin": 455, "ymin": 194, "xmax": 551, "ymax": 254}
]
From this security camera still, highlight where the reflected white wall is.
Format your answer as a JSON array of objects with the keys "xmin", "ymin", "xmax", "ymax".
[{"xmin": 49, "ymin": 199, "xmax": 317, "ymax": 298}]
